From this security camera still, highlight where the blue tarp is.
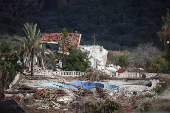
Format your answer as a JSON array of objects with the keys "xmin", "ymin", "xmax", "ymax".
[{"xmin": 43, "ymin": 82, "xmax": 118, "ymax": 89}]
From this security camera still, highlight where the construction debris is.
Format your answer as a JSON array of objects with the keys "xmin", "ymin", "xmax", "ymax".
[
  {"xmin": 2, "ymin": 73, "xmax": 169, "ymax": 113},
  {"xmin": 59, "ymin": 82, "xmax": 93, "ymax": 96}
]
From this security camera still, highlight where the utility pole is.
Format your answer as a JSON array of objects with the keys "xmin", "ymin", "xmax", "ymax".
[
  {"xmin": 92, "ymin": 33, "xmax": 95, "ymax": 45},
  {"xmin": 94, "ymin": 33, "xmax": 95, "ymax": 45}
]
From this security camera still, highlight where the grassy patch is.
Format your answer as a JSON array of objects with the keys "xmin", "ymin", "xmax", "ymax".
[
  {"xmin": 140, "ymin": 102, "xmax": 152, "ymax": 112},
  {"xmin": 152, "ymin": 83, "xmax": 167, "ymax": 95}
]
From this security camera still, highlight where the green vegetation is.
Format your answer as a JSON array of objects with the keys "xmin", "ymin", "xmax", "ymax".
[
  {"xmin": 152, "ymin": 99, "xmax": 170, "ymax": 111},
  {"xmin": 48, "ymin": 0, "xmax": 169, "ymax": 50},
  {"xmin": 156, "ymin": 9, "xmax": 170, "ymax": 73},
  {"xmin": 145, "ymin": 93, "xmax": 155, "ymax": 98},
  {"xmin": 157, "ymin": 9, "xmax": 170, "ymax": 53},
  {"xmin": 151, "ymin": 57, "xmax": 168, "ymax": 73},
  {"xmin": 1, "ymin": 0, "xmax": 170, "ymax": 50},
  {"xmin": 23, "ymin": 23, "xmax": 42, "ymax": 76},
  {"xmin": 86, "ymin": 99, "xmax": 123, "ymax": 113},
  {"xmin": 22, "ymin": 23, "xmax": 54, "ymax": 76},
  {"xmin": 55, "ymin": 27, "xmax": 91, "ymax": 72},
  {"xmin": 152, "ymin": 83, "xmax": 167, "ymax": 95},
  {"xmin": 86, "ymin": 68, "xmax": 93, "ymax": 73},
  {"xmin": 128, "ymin": 43, "xmax": 163, "ymax": 67},
  {"xmin": 61, "ymin": 47, "xmax": 90, "ymax": 72},
  {"xmin": 116, "ymin": 55, "xmax": 129, "ymax": 67},
  {"xmin": 60, "ymin": 27, "xmax": 70, "ymax": 69},
  {"xmin": 0, "ymin": 44, "xmax": 21, "ymax": 100},
  {"xmin": 132, "ymin": 101, "xmax": 138, "ymax": 109},
  {"xmin": 143, "ymin": 102, "xmax": 152, "ymax": 112}
]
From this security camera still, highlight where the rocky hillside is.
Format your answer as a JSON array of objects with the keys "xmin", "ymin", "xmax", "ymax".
[{"xmin": 1, "ymin": 0, "xmax": 170, "ymax": 50}]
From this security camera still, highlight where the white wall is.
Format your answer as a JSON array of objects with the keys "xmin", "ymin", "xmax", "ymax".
[{"xmin": 79, "ymin": 45, "xmax": 108, "ymax": 70}]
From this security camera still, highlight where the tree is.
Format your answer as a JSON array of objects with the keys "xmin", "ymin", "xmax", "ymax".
[
  {"xmin": 151, "ymin": 57, "xmax": 168, "ymax": 73},
  {"xmin": 0, "ymin": 43, "xmax": 20, "ymax": 100},
  {"xmin": 60, "ymin": 27, "xmax": 70, "ymax": 55},
  {"xmin": 116, "ymin": 55, "xmax": 129, "ymax": 67},
  {"xmin": 128, "ymin": 43, "xmax": 163, "ymax": 67},
  {"xmin": 23, "ymin": 23, "xmax": 41, "ymax": 76},
  {"xmin": 59, "ymin": 27, "xmax": 71, "ymax": 70},
  {"xmin": 0, "ymin": 34, "xmax": 26, "ymax": 53},
  {"xmin": 62, "ymin": 47, "xmax": 90, "ymax": 71},
  {"xmin": 23, "ymin": 23, "xmax": 53, "ymax": 76},
  {"xmin": 157, "ymin": 9, "xmax": 170, "ymax": 53}
]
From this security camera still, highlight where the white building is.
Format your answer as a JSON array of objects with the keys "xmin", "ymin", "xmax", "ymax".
[{"xmin": 79, "ymin": 45, "xmax": 108, "ymax": 70}]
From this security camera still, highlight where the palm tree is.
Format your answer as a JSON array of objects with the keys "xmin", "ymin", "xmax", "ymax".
[
  {"xmin": 36, "ymin": 44, "xmax": 54, "ymax": 69},
  {"xmin": 23, "ymin": 23, "xmax": 53, "ymax": 76},
  {"xmin": 157, "ymin": 9, "xmax": 170, "ymax": 53},
  {"xmin": 23, "ymin": 23, "xmax": 42, "ymax": 76}
]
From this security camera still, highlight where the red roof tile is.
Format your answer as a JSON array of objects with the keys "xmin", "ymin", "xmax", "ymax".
[{"xmin": 41, "ymin": 32, "xmax": 81, "ymax": 52}]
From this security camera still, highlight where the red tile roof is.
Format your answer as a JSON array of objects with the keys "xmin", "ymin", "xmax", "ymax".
[{"xmin": 41, "ymin": 33, "xmax": 81, "ymax": 52}]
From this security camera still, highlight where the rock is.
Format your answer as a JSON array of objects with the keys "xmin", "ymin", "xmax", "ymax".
[
  {"xmin": 146, "ymin": 82, "xmax": 152, "ymax": 87},
  {"xmin": 37, "ymin": 105, "xmax": 49, "ymax": 110},
  {"xmin": 57, "ymin": 96, "xmax": 73, "ymax": 103},
  {"xmin": 109, "ymin": 92, "xmax": 113, "ymax": 96}
]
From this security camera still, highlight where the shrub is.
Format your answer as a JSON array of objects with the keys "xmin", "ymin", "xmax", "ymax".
[
  {"xmin": 152, "ymin": 83, "xmax": 167, "ymax": 95},
  {"xmin": 145, "ymin": 93, "xmax": 155, "ymax": 98},
  {"xmin": 86, "ymin": 68, "xmax": 93, "ymax": 73},
  {"xmin": 143, "ymin": 102, "xmax": 152, "ymax": 112},
  {"xmin": 86, "ymin": 99, "xmax": 123, "ymax": 113}
]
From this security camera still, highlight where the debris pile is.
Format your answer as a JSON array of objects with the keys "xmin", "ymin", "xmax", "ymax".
[
  {"xmin": 79, "ymin": 70, "xmax": 111, "ymax": 82},
  {"xmin": 96, "ymin": 85, "xmax": 108, "ymax": 98},
  {"xmin": 2, "ymin": 74, "xmax": 168, "ymax": 112}
]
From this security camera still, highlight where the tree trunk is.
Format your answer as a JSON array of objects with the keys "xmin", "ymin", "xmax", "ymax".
[
  {"xmin": 41, "ymin": 58, "xmax": 45, "ymax": 69},
  {"xmin": 0, "ymin": 88, "xmax": 4, "ymax": 100},
  {"xmin": 31, "ymin": 50, "xmax": 34, "ymax": 76}
]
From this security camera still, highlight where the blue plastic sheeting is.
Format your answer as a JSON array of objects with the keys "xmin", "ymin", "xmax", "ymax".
[{"xmin": 43, "ymin": 82, "xmax": 118, "ymax": 89}]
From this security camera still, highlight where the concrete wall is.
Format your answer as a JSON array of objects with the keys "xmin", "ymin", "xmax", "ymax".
[
  {"xmin": 9, "ymin": 73, "xmax": 20, "ymax": 89},
  {"xmin": 145, "ymin": 73, "xmax": 157, "ymax": 78},
  {"xmin": 115, "ymin": 71, "xmax": 158, "ymax": 78}
]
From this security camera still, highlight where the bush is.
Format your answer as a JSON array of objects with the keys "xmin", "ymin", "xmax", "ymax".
[
  {"xmin": 86, "ymin": 68, "xmax": 93, "ymax": 73},
  {"xmin": 116, "ymin": 55, "xmax": 129, "ymax": 67},
  {"xmin": 145, "ymin": 93, "xmax": 155, "ymax": 98},
  {"xmin": 86, "ymin": 99, "xmax": 123, "ymax": 113},
  {"xmin": 152, "ymin": 83, "xmax": 167, "ymax": 95},
  {"xmin": 143, "ymin": 102, "xmax": 152, "ymax": 112},
  {"xmin": 151, "ymin": 57, "xmax": 168, "ymax": 73}
]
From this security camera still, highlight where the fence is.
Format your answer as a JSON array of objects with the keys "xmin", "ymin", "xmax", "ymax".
[
  {"xmin": 116, "ymin": 72, "xmax": 141, "ymax": 78},
  {"xmin": 115, "ymin": 71, "xmax": 158, "ymax": 78},
  {"xmin": 56, "ymin": 71, "xmax": 85, "ymax": 76}
]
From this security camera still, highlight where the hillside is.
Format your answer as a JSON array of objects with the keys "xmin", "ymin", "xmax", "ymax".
[{"xmin": 1, "ymin": 0, "xmax": 170, "ymax": 50}]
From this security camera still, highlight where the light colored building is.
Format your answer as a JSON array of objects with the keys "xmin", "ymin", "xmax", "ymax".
[{"xmin": 79, "ymin": 45, "xmax": 108, "ymax": 70}]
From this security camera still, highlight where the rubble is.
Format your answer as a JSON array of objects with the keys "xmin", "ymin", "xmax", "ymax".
[{"xmin": 3, "ymin": 73, "xmax": 169, "ymax": 112}]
